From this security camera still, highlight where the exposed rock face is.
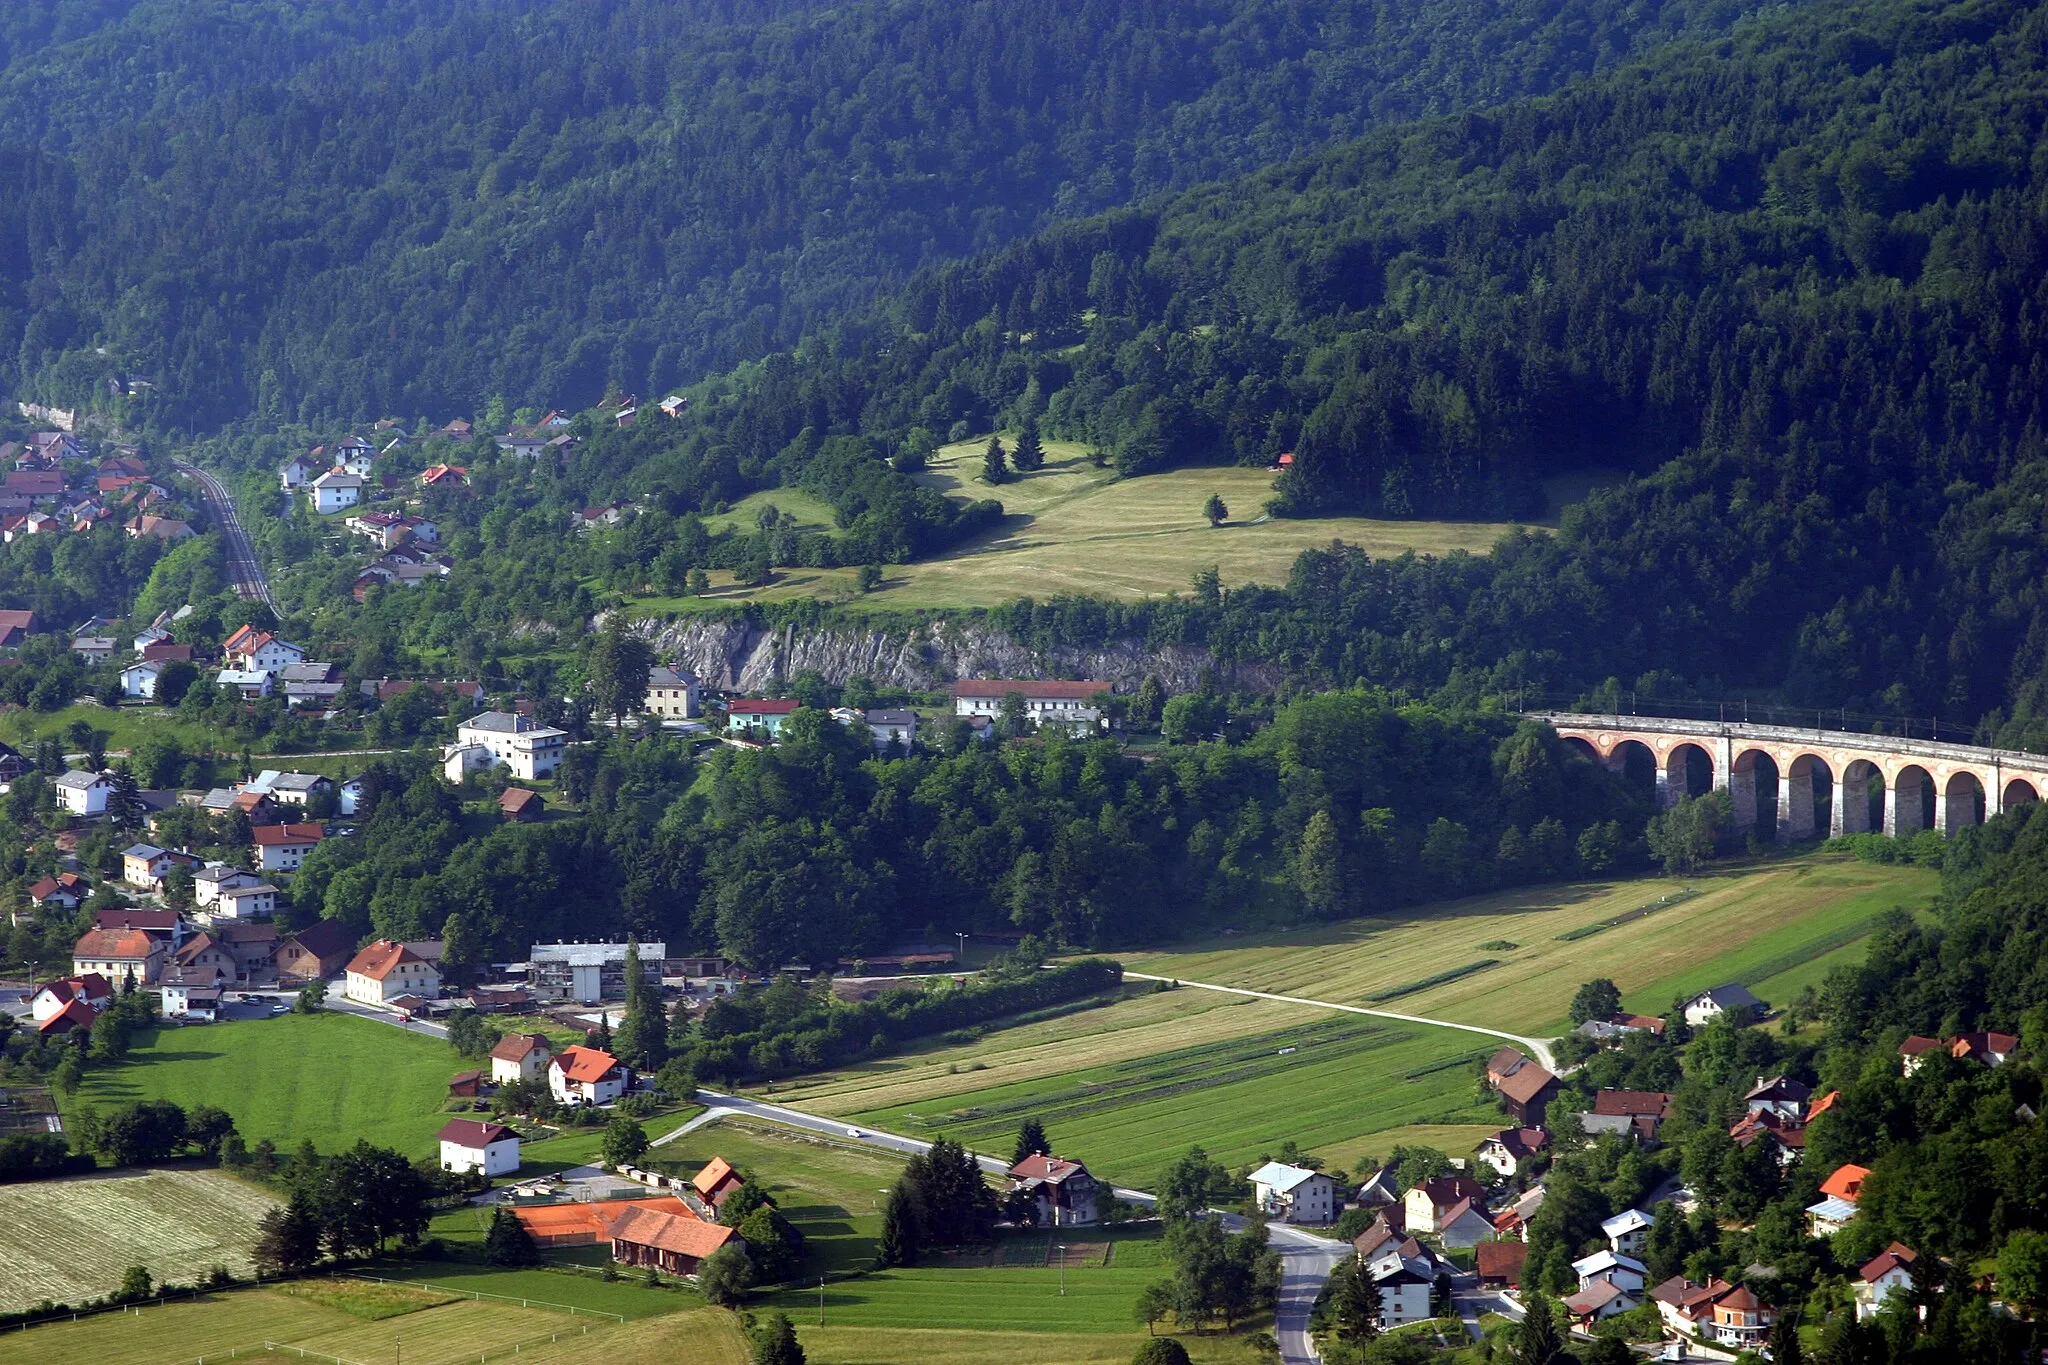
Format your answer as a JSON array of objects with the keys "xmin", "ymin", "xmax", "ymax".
[{"xmin": 624, "ymin": 613, "xmax": 1281, "ymax": 693}]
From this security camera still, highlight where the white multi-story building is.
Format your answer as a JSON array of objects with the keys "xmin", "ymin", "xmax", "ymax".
[
  {"xmin": 456, "ymin": 711, "xmax": 568, "ymax": 779},
  {"xmin": 311, "ymin": 469, "xmax": 364, "ymax": 514},
  {"xmin": 645, "ymin": 666, "xmax": 700, "ymax": 719},
  {"xmin": 949, "ymin": 679, "xmax": 1110, "ymax": 732},
  {"xmin": 54, "ymin": 768, "xmax": 112, "ymax": 816},
  {"xmin": 1249, "ymin": 1162, "xmax": 1340, "ymax": 1224},
  {"xmin": 437, "ymin": 1118, "xmax": 520, "ymax": 1176}
]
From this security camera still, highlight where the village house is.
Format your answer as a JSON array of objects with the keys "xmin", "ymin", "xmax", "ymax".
[
  {"xmin": 1601, "ymin": 1208, "xmax": 1655, "ymax": 1255},
  {"xmin": 1476, "ymin": 1127, "xmax": 1549, "ymax": 1178},
  {"xmin": 334, "ymin": 436, "xmax": 376, "ymax": 474},
  {"xmin": 129, "ymin": 515, "xmax": 194, "ymax": 542},
  {"xmin": 550, "ymin": 1044, "xmax": 629, "ymax": 1105},
  {"xmin": 223, "ymin": 626, "xmax": 308, "ymax": 673},
  {"xmin": 1403, "ymin": 1174, "xmax": 1486, "ymax": 1238},
  {"xmin": 213, "ymin": 920, "xmax": 279, "ymax": 982},
  {"xmin": 692, "ymin": 1156, "xmax": 747, "ymax": 1214},
  {"xmin": 279, "ymin": 454, "xmax": 321, "ymax": 489},
  {"xmin": 121, "ymin": 843, "xmax": 196, "ymax": 889},
  {"xmin": 1250, "ymin": 1161, "xmax": 1341, "ymax": 1224},
  {"xmin": 209, "ymin": 882, "xmax": 280, "ymax": 921},
  {"xmin": 1561, "ymin": 1279, "xmax": 1637, "ymax": 1329},
  {"xmin": 1856, "ymin": 1244, "xmax": 1921, "ymax": 1321},
  {"xmin": 1743, "ymin": 1075, "xmax": 1812, "ymax": 1122},
  {"xmin": 1807, "ymin": 1163, "xmax": 1870, "ymax": 1236},
  {"xmin": 1486, "ymin": 1046, "xmax": 1559, "ymax": 1126},
  {"xmin": 344, "ymin": 939, "xmax": 442, "ymax": 1007},
  {"xmin": 194, "ymin": 864, "xmax": 263, "ymax": 907},
  {"xmin": 1581, "ymin": 1089, "xmax": 1675, "ymax": 1145},
  {"xmin": 29, "ymin": 872, "xmax": 89, "ymax": 911},
  {"xmin": 1573, "ymin": 1248, "xmax": 1648, "ymax": 1296},
  {"xmin": 54, "ymin": 768, "xmax": 112, "ymax": 816},
  {"xmin": 158, "ymin": 964, "xmax": 225, "ymax": 1019},
  {"xmin": 276, "ymin": 920, "xmax": 358, "ymax": 982},
  {"xmin": 1357, "ymin": 1233, "xmax": 1441, "ymax": 1327},
  {"xmin": 1682, "ymin": 983, "xmax": 1764, "ymax": 1027},
  {"xmin": 172, "ymin": 933, "xmax": 241, "ymax": 985},
  {"xmin": 1900, "ymin": 1030, "xmax": 2020, "ymax": 1073},
  {"xmin": 73, "ymin": 927, "xmax": 166, "ymax": 986},
  {"xmin": 1492, "ymin": 1185, "xmax": 1548, "ymax": 1242},
  {"xmin": 950, "ymin": 679, "xmax": 1110, "ymax": 732},
  {"xmin": 121, "ymin": 661, "xmax": 164, "ymax": 698},
  {"xmin": 1008, "ymin": 1153, "xmax": 1101, "ymax": 1227},
  {"xmin": 726, "ymin": 698, "xmax": 800, "ymax": 740},
  {"xmin": 608, "ymin": 1205, "xmax": 739, "ymax": 1277},
  {"xmin": 861, "ymin": 708, "xmax": 918, "ymax": 753},
  {"xmin": 252, "ymin": 822, "xmax": 324, "ymax": 872},
  {"xmin": 438, "ymin": 1118, "xmax": 522, "ymax": 1176},
  {"xmin": 30, "ymin": 973, "xmax": 113, "ymax": 1025},
  {"xmin": 217, "ymin": 667, "xmax": 275, "ymax": 700},
  {"xmin": 0, "ymin": 607, "xmax": 38, "ymax": 647},
  {"xmin": 71, "ymin": 635, "xmax": 117, "ymax": 663},
  {"xmin": 455, "ymin": 711, "xmax": 568, "ymax": 779},
  {"xmin": 1476, "ymin": 1241, "xmax": 1528, "ymax": 1290},
  {"xmin": 310, "ymin": 469, "xmax": 364, "ymax": 513},
  {"xmin": 490, "ymin": 1032, "xmax": 554, "ymax": 1085},
  {"xmin": 645, "ymin": 666, "xmax": 700, "ymax": 719}
]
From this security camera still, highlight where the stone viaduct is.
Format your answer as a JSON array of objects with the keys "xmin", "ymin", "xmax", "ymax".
[{"xmin": 1528, "ymin": 712, "xmax": 2048, "ymax": 840}]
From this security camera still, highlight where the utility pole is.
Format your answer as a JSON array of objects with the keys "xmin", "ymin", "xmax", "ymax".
[
  {"xmin": 819, "ymin": 1275, "xmax": 826, "ymax": 1325},
  {"xmin": 1057, "ymin": 1243, "xmax": 1067, "ymax": 1296},
  {"xmin": 954, "ymin": 931, "xmax": 968, "ymax": 965}
]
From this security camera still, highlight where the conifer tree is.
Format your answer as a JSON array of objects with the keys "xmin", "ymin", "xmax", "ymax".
[
  {"xmin": 753, "ymin": 1312, "xmax": 805, "ymax": 1365},
  {"xmin": 484, "ymin": 1206, "xmax": 539, "ymax": 1266},
  {"xmin": 878, "ymin": 1184, "xmax": 919, "ymax": 1267},
  {"xmin": 1013, "ymin": 1117, "xmax": 1051, "ymax": 1165},
  {"xmin": 1011, "ymin": 419, "xmax": 1044, "ymax": 472},
  {"xmin": 982, "ymin": 435, "xmax": 1009, "ymax": 484}
]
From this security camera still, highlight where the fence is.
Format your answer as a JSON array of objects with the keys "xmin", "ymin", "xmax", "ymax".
[
  {"xmin": 328, "ymin": 1274, "xmax": 625, "ymax": 1323},
  {"xmin": 175, "ymin": 1323, "xmax": 602, "ymax": 1365}
]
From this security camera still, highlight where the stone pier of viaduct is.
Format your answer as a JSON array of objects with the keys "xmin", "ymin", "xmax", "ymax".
[{"xmin": 1528, "ymin": 712, "xmax": 2048, "ymax": 840}]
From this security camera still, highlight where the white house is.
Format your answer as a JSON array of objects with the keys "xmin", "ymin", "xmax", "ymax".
[
  {"xmin": 338, "ymin": 775, "xmax": 366, "ymax": 816},
  {"xmin": 489, "ymin": 1032, "xmax": 553, "ymax": 1085},
  {"xmin": 211, "ymin": 883, "xmax": 280, "ymax": 920},
  {"xmin": 1248, "ymin": 1161, "xmax": 1340, "ymax": 1224},
  {"xmin": 223, "ymin": 628, "xmax": 307, "ymax": 672},
  {"xmin": 195, "ymin": 864, "xmax": 263, "ymax": 907},
  {"xmin": 1601, "ymin": 1208, "xmax": 1655, "ymax": 1256},
  {"xmin": 437, "ymin": 1118, "xmax": 521, "ymax": 1176},
  {"xmin": 30, "ymin": 973, "xmax": 113, "ymax": 1023},
  {"xmin": 334, "ymin": 437, "xmax": 376, "ymax": 475},
  {"xmin": 645, "ymin": 666, "xmax": 700, "ymax": 718},
  {"xmin": 1683, "ymin": 984, "xmax": 1763, "ymax": 1027},
  {"xmin": 949, "ymin": 679, "xmax": 1110, "ymax": 732},
  {"xmin": 442, "ymin": 742, "xmax": 498, "ymax": 783},
  {"xmin": 263, "ymin": 772, "xmax": 334, "ymax": 807},
  {"xmin": 279, "ymin": 454, "xmax": 321, "ymax": 489},
  {"xmin": 122, "ymin": 661, "xmax": 164, "ymax": 699},
  {"xmin": 343, "ymin": 939, "xmax": 441, "ymax": 1007},
  {"xmin": 216, "ymin": 667, "xmax": 274, "ymax": 699},
  {"xmin": 311, "ymin": 469, "xmax": 364, "ymax": 514},
  {"xmin": 158, "ymin": 965, "xmax": 226, "ymax": 1019},
  {"xmin": 1360, "ymin": 1241, "xmax": 1438, "ymax": 1328},
  {"xmin": 1476, "ymin": 1127, "xmax": 1549, "ymax": 1178},
  {"xmin": 1572, "ymin": 1249, "xmax": 1648, "ymax": 1295},
  {"xmin": 54, "ymin": 768, "xmax": 112, "ymax": 816},
  {"xmin": 455, "ymin": 711, "xmax": 567, "ymax": 780},
  {"xmin": 1856, "ymin": 1244, "xmax": 1920, "ymax": 1321},
  {"xmin": 863, "ymin": 708, "xmax": 919, "ymax": 753},
  {"xmin": 549, "ymin": 1044, "xmax": 629, "ymax": 1105},
  {"xmin": 252, "ymin": 822, "xmax": 324, "ymax": 872}
]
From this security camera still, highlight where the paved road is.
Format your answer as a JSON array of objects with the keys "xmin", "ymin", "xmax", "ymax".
[
  {"xmin": 175, "ymin": 460, "xmax": 275, "ymax": 611},
  {"xmin": 1120, "ymin": 972, "xmax": 1559, "ymax": 1071}
]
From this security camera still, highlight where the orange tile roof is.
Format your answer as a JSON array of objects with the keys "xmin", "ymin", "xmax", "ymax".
[
  {"xmin": 1820, "ymin": 1164, "xmax": 1870, "ymax": 1203},
  {"xmin": 514, "ymin": 1196, "xmax": 694, "ymax": 1241},
  {"xmin": 608, "ymin": 1205, "xmax": 736, "ymax": 1259},
  {"xmin": 490, "ymin": 1032, "xmax": 550, "ymax": 1063},
  {"xmin": 692, "ymin": 1156, "xmax": 742, "ymax": 1198},
  {"xmin": 552, "ymin": 1045, "xmax": 621, "ymax": 1083},
  {"xmin": 252, "ymin": 822, "xmax": 324, "ymax": 846},
  {"xmin": 345, "ymin": 939, "xmax": 426, "ymax": 982},
  {"xmin": 73, "ymin": 928, "xmax": 157, "ymax": 960}
]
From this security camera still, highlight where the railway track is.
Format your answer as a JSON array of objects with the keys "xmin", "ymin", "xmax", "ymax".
[{"xmin": 174, "ymin": 460, "xmax": 276, "ymax": 612}]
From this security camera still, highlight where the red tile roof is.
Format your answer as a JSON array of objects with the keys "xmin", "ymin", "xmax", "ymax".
[
  {"xmin": 498, "ymin": 787, "xmax": 542, "ymax": 814},
  {"xmin": 490, "ymin": 1032, "xmax": 551, "ymax": 1063},
  {"xmin": 1475, "ymin": 1241, "xmax": 1527, "ymax": 1286},
  {"xmin": 949, "ymin": 679, "xmax": 1111, "ymax": 700},
  {"xmin": 1592, "ymin": 1089, "xmax": 1673, "ymax": 1117},
  {"xmin": 73, "ymin": 928, "xmax": 157, "ymax": 960},
  {"xmin": 729, "ymin": 698, "xmax": 800, "ymax": 716},
  {"xmin": 39, "ymin": 997, "xmax": 97, "ymax": 1034},
  {"xmin": 1820, "ymin": 1164, "xmax": 1870, "ymax": 1203},
  {"xmin": 252, "ymin": 822, "xmax": 324, "ymax": 846},
  {"xmin": 437, "ymin": 1118, "xmax": 517, "ymax": 1148},
  {"xmin": 692, "ymin": 1156, "xmax": 743, "ymax": 1198},
  {"xmin": 1861, "ymin": 1243, "xmax": 1917, "ymax": 1283}
]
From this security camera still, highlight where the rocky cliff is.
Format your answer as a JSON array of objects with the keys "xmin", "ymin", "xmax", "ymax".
[{"xmin": 625, "ymin": 613, "xmax": 1282, "ymax": 694}]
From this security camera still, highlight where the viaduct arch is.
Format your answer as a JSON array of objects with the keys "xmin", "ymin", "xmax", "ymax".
[{"xmin": 1531, "ymin": 712, "xmax": 2048, "ymax": 840}]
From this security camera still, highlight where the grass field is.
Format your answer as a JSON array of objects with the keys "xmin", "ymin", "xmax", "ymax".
[
  {"xmin": 635, "ymin": 441, "xmax": 1521, "ymax": 613},
  {"xmin": 790, "ymin": 1326, "xmax": 1270, "ymax": 1365},
  {"xmin": 10, "ymin": 1286, "xmax": 696, "ymax": 1365},
  {"xmin": 1121, "ymin": 853, "xmax": 1938, "ymax": 1033},
  {"xmin": 0, "ymin": 1168, "xmax": 278, "ymax": 1312},
  {"xmin": 67, "ymin": 1012, "xmax": 461, "ymax": 1160}
]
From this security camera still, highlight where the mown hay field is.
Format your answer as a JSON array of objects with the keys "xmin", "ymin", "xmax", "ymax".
[
  {"xmin": 1121, "ymin": 854, "xmax": 1937, "ymax": 1032},
  {"xmin": 643, "ymin": 442, "xmax": 1520, "ymax": 612},
  {"xmin": 0, "ymin": 1168, "xmax": 278, "ymax": 1312},
  {"xmin": 789, "ymin": 1325, "xmax": 1273, "ymax": 1365}
]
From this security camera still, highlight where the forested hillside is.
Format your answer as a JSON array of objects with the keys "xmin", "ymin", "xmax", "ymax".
[{"xmin": 0, "ymin": 0, "xmax": 1740, "ymax": 429}]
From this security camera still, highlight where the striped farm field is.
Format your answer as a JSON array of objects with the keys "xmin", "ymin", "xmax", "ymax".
[
  {"xmin": 791, "ymin": 1326, "xmax": 1273, "ymax": 1365},
  {"xmin": 1121, "ymin": 854, "xmax": 1937, "ymax": 1033},
  {"xmin": 842, "ymin": 1014, "xmax": 1502, "ymax": 1187},
  {"xmin": 0, "ymin": 1168, "xmax": 278, "ymax": 1312}
]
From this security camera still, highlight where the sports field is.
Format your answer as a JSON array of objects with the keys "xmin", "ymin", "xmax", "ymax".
[
  {"xmin": 1121, "ymin": 854, "xmax": 1936, "ymax": 1032},
  {"xmin": 0, "ymin": 1168, "xmax": 278, "ymax": 1311},
  {"xmin": 645, "ymin": 440, "xmax": 1520, "ymax": 611},
  {"xmin": 66, "ymin": 1012, "xmax": 459, "ymax": 1159}
]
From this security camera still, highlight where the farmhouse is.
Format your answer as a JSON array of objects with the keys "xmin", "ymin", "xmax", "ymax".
[
  {"xmin": 344, "ymin": 939, "xmax": 442, "ymax": 1007},
  {"xmin": 455, "ymin": 711, "xmax": 567, "ymax": 779},
  {"xmin": 276, "ymin": 920, "xmax": 357, "ymax": 982},
  {"xmin": 252, "ymin": 822, "xmax": 324, "ymax": 872},
  {"xmin": 608, "ymin": 1205, "xmax": 739, "ymax": 1277},
  {"xmin": 950, "ymin": 679, "xmax": 1110, "ymax": 732},
  {"xmin": 1476, "ymin": 1240, "xmax": 1527, "ymax": 1290},
  {"xmin": 172, "ymin": 933, "xmax": 240, "ymax": 984},
  {"xmin": 54, "ymin": 768, "xmax": 112, "ymax": 816},
  {"xmin": 1008, "ymin": 1153, "xmax": 1100, "ymax": 1227},
  {"xmin": 550, "ymin": 1044, "xmax": 629, "ymax": 1105},
  {"xmin": 691, "ymin": 1156, "xmax": 747, "ymax": 1212},
  {"xmin": 73, "ymin": 928, "xmax": 166, "ymax": 986},
  {"xmin": 1249, "ymin": 1161, "xmax": 1340, "ymax": 1224},
  {"xmin": 490, "ymin": 1032, "xmax": 554, "ymax": 1085},
  {"xmin": 1485, "ymin": 1046, "xmax": 1558, "ymax": 1126},
  {"xmin": 1682, "ymin": 983, "xmax": 1764, "ymax": 1027},
  {"xmin": 438, "ymin": 1118, "xmax": 521, "ymax": 1176}
]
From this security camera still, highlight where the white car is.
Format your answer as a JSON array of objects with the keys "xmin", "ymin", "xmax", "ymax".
[{"xmin": 846, "ymin": 1127, "xmax": 864, "ymax": 1138}]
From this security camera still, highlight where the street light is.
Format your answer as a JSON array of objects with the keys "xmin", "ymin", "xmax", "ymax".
[
  {"xmin": 954, "ymin": 931, "xmax": 968, "ymax": 965},
  {"xmin": 1056, "ymin": 1243, "xmax": 1067, "ymax": 1296}
]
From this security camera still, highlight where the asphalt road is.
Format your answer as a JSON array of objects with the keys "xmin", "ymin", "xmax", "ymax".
[{"xmin": 175, "ymin": 460, "xmax": 276, "ymax": 611}]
